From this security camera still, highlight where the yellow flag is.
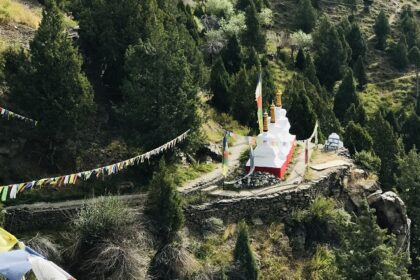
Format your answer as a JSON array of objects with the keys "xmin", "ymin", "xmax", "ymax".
[{"xmin": 0, "ymin": 227, "xmax": 18, "ymax": 252}]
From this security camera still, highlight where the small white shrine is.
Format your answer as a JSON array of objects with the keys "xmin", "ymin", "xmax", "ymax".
[{"xmin": 246, "ymin": 91, "xmax": 296, "ymax": 179}]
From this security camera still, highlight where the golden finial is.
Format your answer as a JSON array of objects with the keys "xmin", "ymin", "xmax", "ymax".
[
  {"xmin": 276, "ymin": 90, "xmax": 283, "ymax": 107},
  {"xmin": 270, "ymin": 102, "xmax": 276, "ymax": 123},
  {"xmin": 263, "ymin": 111, "xmax": 269, "ymax": 132}
]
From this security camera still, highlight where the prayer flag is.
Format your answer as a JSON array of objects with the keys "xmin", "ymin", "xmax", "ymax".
[
  {"xmin": 255, "ymin": 73, "xmax": 263, "ymax": 133},
  {"xmin": 222, "ymin": 132, "xmax": 229, "ymax": 177},
  {"xmin": 0, "ymin": 228, "xmax": 18, "ymax": 252}
]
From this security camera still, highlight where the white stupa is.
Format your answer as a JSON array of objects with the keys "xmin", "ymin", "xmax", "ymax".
[{"xmin": 246, "ymin": 91, "xmax": 296, "ymax": 179}]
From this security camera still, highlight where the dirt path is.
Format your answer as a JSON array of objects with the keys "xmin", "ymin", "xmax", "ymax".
[{"xmin": 178, "ymin": 140, "xmax": 249, "ymax": 194}]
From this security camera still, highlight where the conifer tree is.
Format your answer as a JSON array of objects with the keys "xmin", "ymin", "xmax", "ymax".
[
  {"xmin": 369, "ymin": 112, "xmax": 401, "ymax": 190},
  {"xmin": 374, "ymin": 10, "xmax": 390, "ymax": 50},
  {"xmin": 74, "ymin": 0, "xmax": 152, "ymax": 99},
  {"xmin": 334, "ymin": 69, "xmax": 359, "ymax": 122},
  {"xmin": 210, "ymin": 57, "xmax": 232, "ymax": 112},
  {"xmin": 246, "ymin": 47, "xmax": 261, "ymax": 70},
  {"xmin": 409, "ymin": 46, "xmax": 420, "ymax": 102},
  {"xmin": 396, "ymin": 148, "xmax": 420, "ymax": 278},
  {"xmin": 363, "ymin": 0, "xmax": 373, "ymax": 12},
  {"xmin": 402, "ymin": 112, "xmax": 420, "ymax": 151},
  {"xmin": 344, "ymin": 103, "xmax": 367, "ymax": 125},
  {"xmin": 400, "ymin": 9, "xmax": 419, "ymax": 48},
  {"xmin": 5, "ymin": 0, "xmax": 94, "ymax": 145},
  {"xmin": 353, "ymin": 55, "xmax": 368, "ymax": 90},
  {"xmin": 242, "ymin": 1, "xmax": 266, "ymax": 53},
  {"xmin": 347, "ymin": 23, "xmax": 366, "ymax": 64},
  {"xmin": 344, "ymin": 121, "xmax": 373, "ymax": 155},
  {"xmin": 313, "ymin": 17, "xmax": 348, "ymax": 90},
  {"xmin": 146, "ymin": 159, "xmax": 184, "ymax": 243},
  {"xmin": 336, "ymin": 202, "xmax": 411, "ymax": 279},
  {"xmin": 233, "ymin": 221, "xmax": 259, "ymax": 280},
  {"xmin": 121, "ymin": 16, "xmax": 201, "ymax": 149},
  {"xmin": 295, "ymin": 48, "xmax": 307, "ymax": 70},
  {"xmin": 222, "ymin": 35, "xmax": 243, "ymax": 74},
  {"xmin": 295, "ymin": 0, "xmax": 317, "ymax": 33},
  {"xmin": 392, "ymin": 36, "xmax": 409, "ymax": 70},
  {"xmin": 261, "ymin": 59, "xmax": 277, "ymax": 107},
  {"xmin": 304, "ymin": 53, "xmax": 321, "ymax": 89},
  {"xmin": 232, "ymin": 67, "xmax": 256, "ymax": 127},
  {"xmin": 287, "ymin": 80, "xmax": 317, "ymax": 139}
]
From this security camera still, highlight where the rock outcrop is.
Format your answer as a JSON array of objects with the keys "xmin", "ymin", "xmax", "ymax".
[{"xmin": 341, "ymin": 169, "xmax": 410, "ymax": 252}]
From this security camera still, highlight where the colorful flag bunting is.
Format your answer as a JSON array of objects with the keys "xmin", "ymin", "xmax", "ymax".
[
  {"xmin": 0, "ymin": 130, "xmax": 190, "ymax": 201},
  {"xmin": 0, "ymin": 106, "xmax": 38, "ymax": 126}
]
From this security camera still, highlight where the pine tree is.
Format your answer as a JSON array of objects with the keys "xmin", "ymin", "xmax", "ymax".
[
  {"xmin": 74, "ymin": 0, "xmax": 153, "ymax": 99},
  {"xmin": 313, "ymin": 17, "xmax": 348, "ymax": 90},
  {"xmin": 222, "ymin": 35, "xmax": 243, "ymax": 74},
  {"xmin": 346, "ymin": 23, "xmax": 367, "ymax": 64},
  {"xmin": 402, "ymin": 112, "xmax": 420, "ymax": 151},
  {"xmin": 146, "ymin": 159, "xmax": 185, "ymax": 243},
  {"xmin": 334, "ymin": 69, "xmax": 359, "ymax": 122},
  {"xmin": 121, "ymin": 16, "xmax": 201, "ymax": 149},
  {"xmin": 5, "ymin": 1, "xmax": 94, "ymax": 145},
  {"xmin": 304, "ymin": 53, "xmax": 321, "ymax": 89},
  {"xmin": 210, "ymin": 57, "xmax": 232, "ymax": 112},
  {"xmin": 242, "ymin": 1, "xmax": 266, "ymax": 53},
  {"xmin": 368, "ymin": 112, "xmax": 401, "ymax": 190},
  {"xmin": 392, "ymin": 36, "xmax": 409, "ymax": 70},
  {"xmin": 344, "ymin": 121, "xmax": 373, "ymax": 155},
  {"xmin": 396, "ymin": 148, "xmax": 420, "ymax": 278},
  {"xmin": 363, "ymin": 0, "xmax": 373, "ymax": 12},
  {"xmin": 233, "ymin": 221, "xmax": 259, "ymax": 280},
  {"xmin": 261, "ymin": 58, "xmax": 277, "ymax": 107},
  {"xmin": 336, "ymin": 201, "xmax": 411, "ymax": 279},
  {"xmin": 400, "ymin": 10, "xmax": 419, "ymax": 48},
  {"xmin": 232, "ymin": 67, "xmax": 255, "ymax": 127},
  {"xmin": 246, "ymin": 47, "xmax": 261, "ymax": 70},
  {"xmin": 295, "ymin": 48, "xmax": 307, "ymax": 70},
  {"xmin": 287, "ymin": 80, "xmax": 317, "ymax": 139},
  {"xmin": 344, "ymin": 103, "xmax": 367, "ymax": 125},
  {"xmin": 409, "ymin": 46, "xmax": 420, "ymax": 104},
  {"xmin": 295, "ymin": 0, "xmax": 317, "ymax": 33},
  {"xmin": 353, "ymin": 55, "xmax": 368, "ymax": 90},
  {"xmin": 374, "ymin": 10, "xmax": 390, "ymax": 50}
]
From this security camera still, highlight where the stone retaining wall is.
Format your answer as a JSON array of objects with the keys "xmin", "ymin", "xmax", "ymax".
[
  {"xmin": 3, "ymin": 167, "xmax": 350, "ymax": 233},
  {"xmin": 3, "ymin": 194, "xmax": 146, "ymax": 232},
  {"xmin": 184, "ymin": 166, "xmax": 349, "ymax": 226}
]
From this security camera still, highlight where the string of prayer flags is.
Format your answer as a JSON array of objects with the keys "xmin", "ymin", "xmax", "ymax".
[
  {"xmin": 0, "ymin": 106, "xmax": 38, "ymax": 126},
  {"xmin": 0, "ymin": 130, "xmax": 190, "ymax": 201}
]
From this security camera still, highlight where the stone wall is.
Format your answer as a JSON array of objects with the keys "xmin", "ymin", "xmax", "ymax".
[
  {"xmin": 3, "ymin": 194, "xmax": 146, "ymax": 232},
  {"xmin": 185, "ymin": 166, "xmax": 349, "ymax": 226}
]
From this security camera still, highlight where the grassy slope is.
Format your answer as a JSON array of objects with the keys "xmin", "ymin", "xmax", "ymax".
[{"xmin": 270, "ymin": 0, "xmax": 420, "ymax": 115}]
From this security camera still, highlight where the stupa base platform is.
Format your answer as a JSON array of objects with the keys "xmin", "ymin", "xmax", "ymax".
[{"xmin": 246, "ymin": 141, "xmax": 296, "ymax": 179}]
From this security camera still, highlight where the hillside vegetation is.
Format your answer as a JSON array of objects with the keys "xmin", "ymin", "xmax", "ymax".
[{"xmin": 1, "ymin": 0, "xmax": 420, "ymax": 279}]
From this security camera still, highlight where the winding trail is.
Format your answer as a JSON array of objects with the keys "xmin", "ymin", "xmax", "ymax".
[{"xmin": 178, "ymin": 140, "xmax": 249, "ymax": 194}]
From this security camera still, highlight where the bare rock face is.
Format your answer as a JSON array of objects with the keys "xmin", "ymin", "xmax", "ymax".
[
  {"xmin": 343, "ymin": 172, "xmax": 411, "ymax": 253},
  {"xmin": 369, "ymin": 191, "xmax": 411, "ymax": 253}
]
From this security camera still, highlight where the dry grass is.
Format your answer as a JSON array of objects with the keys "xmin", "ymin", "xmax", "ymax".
[{"xmin": 0, "ymin": 0, "xmax": 41, "ymax": 28}]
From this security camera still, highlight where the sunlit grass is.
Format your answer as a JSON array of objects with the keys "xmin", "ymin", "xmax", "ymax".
[{"xmin": 0, "ymin": 0, "xmax": 41, "ymax": 28}]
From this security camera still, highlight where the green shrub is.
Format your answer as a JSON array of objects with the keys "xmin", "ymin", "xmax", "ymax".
[
  {"xmin": 69, "ymin": 196, "xmax": 149, "ymax": 279},
  {"xmin": 354, "ymin": 150, "xmax": 381, "ymax": 173},
  {"xmin": 73, "ymin": 196, "xmax": 135, "ymax": 247}
]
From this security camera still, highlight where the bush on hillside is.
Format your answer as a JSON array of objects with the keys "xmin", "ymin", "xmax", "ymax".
[
  {"xmin": 26, "ymin": 233, "xmax": 62, "ymax": 263},
  {"xmin": 68, "ymin": 196, "xmax": 150, "ymax": 279},
  {"xmin": 354, "ymin": 150, "xmax": 381, "ymax": 173}
]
